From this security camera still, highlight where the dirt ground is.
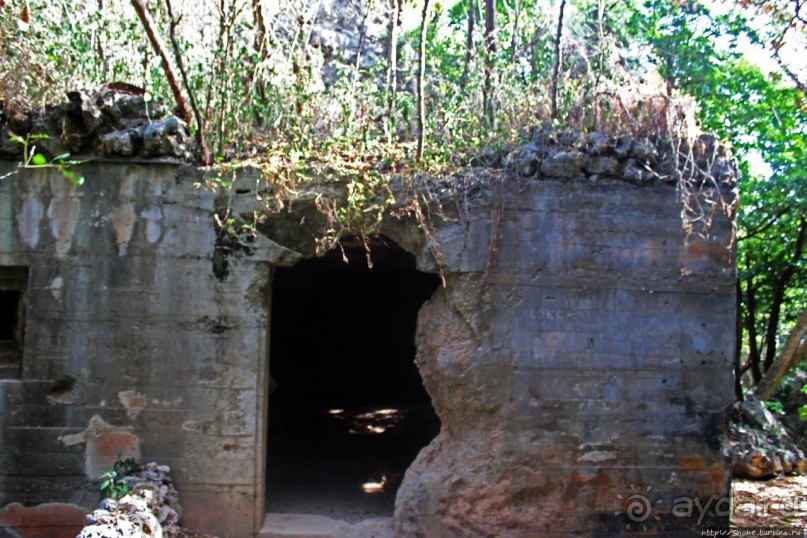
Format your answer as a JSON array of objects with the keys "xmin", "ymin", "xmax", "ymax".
[{"xmin": 732, "ymin": 475, "xmax": 807, "ymax": 529}]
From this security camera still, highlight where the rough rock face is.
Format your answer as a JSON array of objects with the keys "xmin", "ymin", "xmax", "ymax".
[
  {"xmin": 507, "ymin": 130, "xmax": 736, "ymax": 185},
  {"xmin": 779, "ymin": 371, "xmax": 807, "ymax": 448},
  {"xmin": 0, "ymin": 85, "xmax": 190, "ymax": 160},
  {"xmin": 729, "ymin": 395, "xmax": 807, "ymax": 479}
]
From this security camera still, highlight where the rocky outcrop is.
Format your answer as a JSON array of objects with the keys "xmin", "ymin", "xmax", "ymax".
[
  {"xmin": 506, "ymin": 130, "xmax": 737, "ymax": 187},
  {"xmin": 0, "ymin": 84, "xmax": 190, "ymax": 161},
  {"xmin": 778, "ymin": 371, "xmax": 807, "ymax": 448},
  {"xmin": 729, "ymin": 394, "xmax": 807, "ymax": 479}
]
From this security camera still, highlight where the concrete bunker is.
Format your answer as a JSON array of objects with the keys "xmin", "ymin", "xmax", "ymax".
[{"xmin": 265, "ymin": 236, "xmax": 441, "ymax": 520}]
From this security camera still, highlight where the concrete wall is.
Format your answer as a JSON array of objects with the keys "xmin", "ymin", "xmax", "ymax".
[
  {"xmin": 395, "ymin": 179, "xmax": 737, "ymax": 536},
  {"xmin": 0, "ymin": 163, "xmax": 270, "ymax": 537},
  {"xmin": 0, "ymin": 138, "xmax": 737, "ymax": 537}
]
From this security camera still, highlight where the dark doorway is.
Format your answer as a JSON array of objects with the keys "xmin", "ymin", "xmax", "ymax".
[{"xmin": 265, "ymin": 237, "xmax": 441, "ymax": 522}]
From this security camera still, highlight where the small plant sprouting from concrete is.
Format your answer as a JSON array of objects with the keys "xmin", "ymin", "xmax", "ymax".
[
  {"xmin": 99, "ymin": 456, "xmax": 138, "ymax": 501},
  {"xmin": 5, "ymin": 132, "xmax": 85, "ymax": 185}
]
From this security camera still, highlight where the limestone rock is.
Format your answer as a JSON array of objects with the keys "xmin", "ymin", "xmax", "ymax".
[
  {"xmin": 613, "ymin": 134, "xmax": 632, "ymax": 158},
  {"xmin": 586, "ymin": 156, "xmax": 620, "ymax": 176},
  {"xmin": 539, "ymin": 150, "xmax": 589, "ymax": 178},
  {"xmin": 585, "ymin": 132, "xmax": 609, "ymax": 154},
  {"xmin": 0, "ymin": 85, "xmax": 190, "ymax": 161},
  {"xmin": 728, "ymin": 394, "xmax": 807, "ymax": 480},
  {"xmin": 622, "ymin": 158, "xmax": 655, "ymax": 183},
  {"xmin": 509, "ymin": 142, "xmax": 542, "ymax": 177},
  {"xmin": 629, "ymin": 138, "xmax": 659, "ymax": 163},
  {"xmin": 77, "ymin": 462, "xmax": 209, "ymax": 538},
  {"xmin": 778, "ymin": 371, "xmax": 807, "ymax": 448},
  {"xmin": 96, "ymin": 130, "xmax": 139, "ymax": 157},
  {"xmin": 142, "ymin": 117, "xmax": 188, "ymax": 158}
]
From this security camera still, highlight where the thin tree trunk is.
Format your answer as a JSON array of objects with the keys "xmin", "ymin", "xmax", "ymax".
[
  {"xmin": 252, "ymin": 0, "xmax": 266, "ymax": 55},
  {"xmin": 460, "ymin": 0, "xmax": 475, "ymax": 93},
  {"xmin": 130, "ymin": 0, "xmax": 191, "ymax": 125},
  {"xmin": 551, "ymin": 0, "xmax": 567, "ymax": 119},
  {"xmin": 94, "ymin": 0, "xmax": 107, "ymax": 81},
  {"xmin": 762, "ymin": 219, "xmax": 806, "ymax": 372},
  {"xmin": 756, "ymin": 307, "xmax": 807, "ymax": 401},
  {"xmin": 417, "ymin": 0, "xmax": 432, "ymax": 161},
  {"xmin": 386, "ymin": 0, "xmax": 402, "ymax": 141},
  {"xmin": 510, "ymin": 0, "xmax": 520, "ymax": 65},
  {"xmin": 251, "ymin": 0, "xmax": 267, "ymax": 109},
  {"xmin": 483, "ymin": 0, "xmax": 495, "ymax": 127},
  {"xmin": 164, "ymin": 0, "xmax": 210, "ymax": 164},
  {"xmin": 735, "ymin": 280, "xmax": 744, "ymax": 400},
  {"xmin": 744, "ymin": 272, "xmax": 762, "ymax": 384}
]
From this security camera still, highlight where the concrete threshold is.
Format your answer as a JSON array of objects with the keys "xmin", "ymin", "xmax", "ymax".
[{"xmin": 259, "ymin": 513, "xmax": 394, "ymax": 538}]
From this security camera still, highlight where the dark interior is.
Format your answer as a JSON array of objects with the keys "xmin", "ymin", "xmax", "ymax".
[
  {"xmin": 265, "ymin": 237, "xmax": 442, "ymax": 521},
  {"xmin": 0, "ymin": 290, "xmax": 20, "ymax": 341}
]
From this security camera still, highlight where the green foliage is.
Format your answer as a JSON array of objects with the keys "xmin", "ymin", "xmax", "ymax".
[
  {"xmin": 8, "ymin": 133, "xmax": 84, "ymax": 185},
  {"xmin": 800, "ymin": 384, "xmax": 807, "ymax": 421},
  {"xmin": 1, "ymin": 0, "xmax": 691, "ymax": 165},
  {"xmin": 99, "ymin": 457, "xmax": 138, "ymax": 501},
  {"xmin": 765, "ymin": 399, "xmax": 785, "ymax": 415},
  {"xmin": 627, "ymin": 0, "xmax": 805, "ymax": 399}
]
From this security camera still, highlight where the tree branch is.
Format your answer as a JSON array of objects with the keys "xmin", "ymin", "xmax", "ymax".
[
  {"xmin": 551, "ymin": 0, "xmax": 567, "ymax": 119},
  {"xmin": 756, "ymin": 307, "xmax": 807, "ymax": 401},
  {"xmin": 416, "ymin": 0, "xmax": 431, "ymax": 160},
  {"xmin": 164, "ymin": 0, "xmax": 210, "ymax": 164},
  {"xmin": 130, "ymin": 0, "xmax": 191, "ymax": 125}
]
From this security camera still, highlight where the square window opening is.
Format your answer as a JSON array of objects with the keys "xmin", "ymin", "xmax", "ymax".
[{"xmin": 0, "ymin": 267, "xmax": 28, "ymax": 379}]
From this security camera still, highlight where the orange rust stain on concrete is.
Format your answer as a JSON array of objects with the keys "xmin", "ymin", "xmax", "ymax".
[
  {"xmin": 679, "ymin": 455, "xmax": 706, "ymax": 471},
  {"xmin": 679, "ymin": 454, "xmax": 729, "ymax": 495},
  {"xmin": 682, "ymin": 239, "xmax": 730, "ymax": 265},
  {"xmin": 0, "ymin": 502, "xmax": 89, "ymax": 538},
  {"xmin": 59, "ymin": 415, "xmax": 140, "ymax": 479}
]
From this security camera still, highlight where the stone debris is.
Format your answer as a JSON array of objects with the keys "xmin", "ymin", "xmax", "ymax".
[
  {"xmin": 505, "ymin": 130, "xmax": 738, "ymax": 189},
  {"xmin": 78, "ymin": 462, "xmax": 217, "ymax": 538},
  {"xmin": 728, "ymin": 394, "xmax": 807, "ymax": 479},
  {"xmin": 0, "ymin": 85, "xmax": 190, "ymax": 161}
]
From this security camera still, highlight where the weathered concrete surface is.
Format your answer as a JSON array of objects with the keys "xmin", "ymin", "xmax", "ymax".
[
  {"xmin": 393, "ymin": 179, "xmax": 736, "ymax": 536},
  {"xmin": 0, "ymin": 134, "xmax": 737, "ymax": 537},
  {"xmin": 0, "ymin": 163, "xmax": 266, "ymax": 537}
]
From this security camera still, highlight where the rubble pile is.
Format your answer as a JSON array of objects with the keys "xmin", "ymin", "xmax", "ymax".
[
  {"xmin": 728, "ymin": 394, "xmax": 807, "ymax": 479},
  {"xmin": 0, "ymin": 84, "xmax": 190, "ymax": 161},
  {"xmin": 78, "ymin": 462, "xmax": 214, "ymax": 538}
]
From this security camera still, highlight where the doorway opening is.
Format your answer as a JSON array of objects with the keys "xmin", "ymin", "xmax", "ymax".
[{"xmin": 265, "ymin": 236, "xmax": 441, "ymax": 522}]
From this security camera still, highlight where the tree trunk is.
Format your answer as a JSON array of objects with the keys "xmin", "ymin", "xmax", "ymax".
[
  {"xmin": 483, "ymin": 0, "xmax": 495, "ymax": 127},
  {"xmin": 735, "ymin": 280, "xmax": 744, "ymax": 400},
  {"xmin": 510, "ymin": 0, "xmax": 520, "ymax": 65},
  {"xmin": 762, "ymin": 219, "xmax": 806, "ymax": 372},
  {"xmin": 129, "ymin": 0, "xmax": 191, "ymax": 125},
  {"xmin": 744, "ymin": 272, "xmax": 762, "ymax": 384},
  {"xmin": 164, "ymin": 0, "xmax": 210, "ymax": 164},
  {"xmin": 551, "ymin": 0, "xmax": 567, "ymax": 119},
  {"xmin": 460, "ymin": 0, "xmax": 475, "ymax": 93},
  {"xmin": 755, "ymin": 307, "xmax": 807, "ymax": 401},
  {"xmin": 416, "ymin": 0, "xmax": 431, "ymax": 160},
  {"xmin": 251, "ymin": 0, "xmax": 268, "ymax": 110},
  {"xmin": 386, "ymin": 0, "xmax": 402, "ymax": 141},
  {"xmin": 94, "ymin": 0, "xmax": 107, "ymax": 80}
]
